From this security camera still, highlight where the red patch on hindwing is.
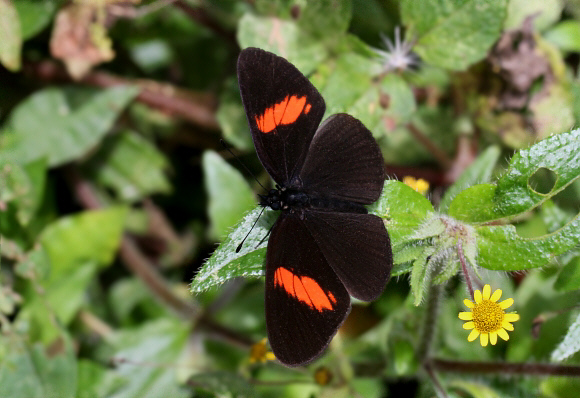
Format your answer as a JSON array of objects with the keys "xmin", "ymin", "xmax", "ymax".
[
  {"xmin": 255, "ymin": 95, "xmax": 311, "ymax": 133},
  {"xmin": 274, "ymin": 267, "xmax": 337, "ymax": 311}
]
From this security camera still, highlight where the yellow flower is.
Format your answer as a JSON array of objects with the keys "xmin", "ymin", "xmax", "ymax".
[
  {"xmin": 249, "ymin": 338, "xmax": 276, "ymax": 363},
  {"xmin": 402, "ymin": 176, "xmax": 429, "ymax": 195},
  {"xmin": 459, "ymin": 284, "xmax": 520, "ymax": 346}
]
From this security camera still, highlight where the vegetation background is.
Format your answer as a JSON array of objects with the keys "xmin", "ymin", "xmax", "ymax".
[{"xmin": 1, "ymin": 0, "xmax": 580, "ymax": 397}]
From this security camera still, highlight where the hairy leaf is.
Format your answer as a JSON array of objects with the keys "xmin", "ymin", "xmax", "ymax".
[{"xmin": 551, "ymin": 313, "xmax": 580, "ymax": 362}]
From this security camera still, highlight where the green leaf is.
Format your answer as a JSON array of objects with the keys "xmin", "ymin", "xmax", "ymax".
[
  {"xmin": 216, "ymin": 78, "xmax": 254, "ymax": 151},
  {"xmin": 297, "ymin": 0, "xmax": 352, "ymax": 39},
  {"xmin": 13, "ymin": 0, "xmax": 55, "ymax": 40},
  {"xmin": 76, "ymin": 360, "xmax": 126, "ymax": 398},
  {"xmin": 237, "ymin": 13, "xmax": 327, "ymax": 75},
  {"xmin": 0, "ymin": 158, "xmax": 46, "ymax": 225},
  {"xmin": 0, "ymin": 331, "xmax": 77, "ymax": 398},
  {"xmin": 380, "ymin": 74, "xmax": 417, "ymax": 125},
  {"xmin": 202, "ymin": 151, "xmax": 257, "ymax": 239},
  {"xmin": 474, "ymin": 213, "xmax": 580, "ymax": 271},
  {"xmin": 99, "ymin": 319, "xmax": 191, "ymax": 398},
  {"xmin": 84, "ymin": 131, "xmax": 172, "ymax": 202},
  {"xmin": 439, "ymin": 146, "xmax": 501, "ymax": 213},
  {"xmin": 505, "ymin": 0, "xmax": 564, "ymax": 32},
  {"xmin": 188, "ymin": 372, "xmax": 257, "ymax": 398},
  {"xmin": 401, "ymin": 0, "xmax": 507, "ymax": 70},
  {"xmin": 551, "ymin": 313, "xmax": 580, "ymax": 362},
  {"xmin": 410, "ymin": 246, "xmax": 435, "ymax": 305},
  {"xmin": 545, "ymin": 21, "xmax": 580, "ymax": 52},
  {"xmin": 191, "ymin": 208, "xmax": 276, "ymax": 293},
  {"xmin": 554, "ymin": 257, "xmax": 580, "ymax": 292},
  {"xmin": 449, "ymin": 130, "xmax": 580, "ymax": 223},
  {"xmin": 40, "ymin": 207, "xmax": 128, "ymax": 277},
  {"xmin": 0, "ymin": 0, "xmax": 22, "ymax": 71},
  {"xmin": 8, "ymin": 86, "xmax": 139, "ymax": 167},
  {"xmin": 368, "ymin": 180, "xmax": 434, "ymax": 247}
]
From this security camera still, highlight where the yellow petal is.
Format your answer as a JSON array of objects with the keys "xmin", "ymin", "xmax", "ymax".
[
  {"xmin": 480, "ymin": 333, "xmax": 489, "ymax": 347},
  {"xmin": 459, "ymin": 312, "xmax": 473, "ymax": 320},
  {"xmin": 463, "ymin": 321, "xmax": 475, "ymax": 330},
  {"xmin": 499, "ymin": 298, "xmax": 514, "ymax": 309},
  {"xmin": 502, "ymin": 320, "xmax": 514, "ymax": 331},
  {"xmin": 474, "ymin": 289, "xmax": 482, "ymax": 304},
  {"xmin": 490, "ymin": 331, "xmax": 498, "ymax": 345},
  {"xmin": 490, "ymin": 289, "xmax": 502, "ymax": 302},
  {"xmin": 504, "ymin": 313, "xmax": 520, "ymax": 322},
  {"xmin": 265, "ymin": 352, "xmax": 276, "ymax": 361},
  {"xmin": 463, "ymin": 299, "xmax": 475, "ymax": 309},
  {"xmin": 468, "ymin": 329, "xmax": 480, "ymax": 342},
  {"xmin": 482, "ymin": 284, "xmax": 491, "ymax": 300},
  {"xmin": 498, "ymin": 328, "xmax": 510, "ymax": 341}
]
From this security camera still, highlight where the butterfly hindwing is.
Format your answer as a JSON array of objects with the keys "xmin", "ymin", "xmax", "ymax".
[
  {"xmin": 266, "ymin": 213, "xmax": 350, "ymax": 366},
  {"xmin": 300, "ymin": 113, "xmax": 385, "ymax": 204},
  {"xmin": 304, "ymin": 210, "xmax": 392, "ymax": 302},
  {"xmin": 237, "ymin": 47, "xmax": 325, "ymax": 185}
]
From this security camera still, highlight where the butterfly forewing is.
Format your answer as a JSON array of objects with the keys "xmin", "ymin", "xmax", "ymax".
[
  {"xmin": 266, "ymin": 214, "xmax": 350, "ymax": 366},
  {"xmin": 237, "ymin": 48, "xmax": 325, "ymax": 185},
  {"xmin": 300, "ymin": 113, "xmax": 386, "ymax": 204}
]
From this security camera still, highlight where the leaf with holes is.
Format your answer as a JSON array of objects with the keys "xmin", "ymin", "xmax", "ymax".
[{"xmin": 449, "ymin": 130, "xmax": 580, "ymax": 223}]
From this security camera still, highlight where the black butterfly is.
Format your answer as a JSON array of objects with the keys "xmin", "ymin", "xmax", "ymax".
[{"xmin": 237, "ymin": 47, "xmax": 392, "ymax": 366}]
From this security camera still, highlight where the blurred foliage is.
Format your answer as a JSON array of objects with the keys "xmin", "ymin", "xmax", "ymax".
[{"xmin": 1, "ymin": 0, "xmax": 580, "ymax": 397}]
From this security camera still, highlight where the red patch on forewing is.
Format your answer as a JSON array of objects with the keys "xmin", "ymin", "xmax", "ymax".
[
  {"xmin": 255, "ymin": 95, "xmax": 310, "ymax": 133},
  {"xmin": 274, "ymin": 267, "xmax": 337, "ymax": 311}
]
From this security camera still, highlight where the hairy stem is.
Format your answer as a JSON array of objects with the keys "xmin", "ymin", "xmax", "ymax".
[
  {"xmin": 431, "ymin": 358, "xmax": 580, "ymax": 377},
  {"xmin": 457, "ymin": 241, "xmax": 474, "ymax": 300}
]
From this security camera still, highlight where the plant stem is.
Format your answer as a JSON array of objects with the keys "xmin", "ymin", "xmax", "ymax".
[
  {"xmin": 416, "ymin": 282, "xmax": 444, "ymax": 364},
  {"xmin": 430, "ymin": 358, "xmax": 580, "ymax": 377},
  {"xmin": 457, "ymin": 241, "xmax": 474, "ymax": 300}
]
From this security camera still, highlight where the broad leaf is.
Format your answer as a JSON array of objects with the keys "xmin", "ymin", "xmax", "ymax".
[
  {"xmin": 401, "ymin": 0, "xmax": 507, "ymax": 70},
  {"xmin": 545, "ymin": 21, "xmax": 580, "ymax": 53},
  {"xmin": 0, "ymin": 0, "xmax": 22, "ymax": 71},
  {"xmin": 439, "ymin": 146, "xmax": 501, "ymax": 213},
  {"xmin": 84, "ymin": 131, "xmax": 171, "ymax": 202},
  {"xmin": 191, "ymin": 208, "xmax": 276, "ymax": 293},
  {"xmin": 554, "ymin": 256, "xmax": 580, "ymax": 292},
  {"xmin": 449, "ymin": 130, "xmax": 580, "ymax": 223},
  {"xmin": 188, "ymin": 372, "xmax": 257, "ymax": 398},
  {"xmin": 13, "ymin": 0, "xmax": 55, "ymax": 40},
  {"xmin": 505, "ymin": 0, "xmax": 564, "ymax": 32},
  {"xmin": 368, "ymin": 180, "xmax": 434, "ymax": 247},
  {"xmin": 202, "ymin": 151, "xmax": 257, "ymax": 239},
  {"xmin": 40, "ymin": 207, "xmax": 128, "ymax": 277},
  {"xmin": 8, "ymin": 86, "xmax": 139, "ymax": 167},
  {"xmin": 551, "ymin": 313, "xmax": 580, "ymax": 362},
  {"xmin": 0, "ymin": 331, "xmax": 77, "ymax": 398}
]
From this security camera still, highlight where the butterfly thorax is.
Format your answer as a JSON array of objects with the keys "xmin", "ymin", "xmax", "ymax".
[{"xmin": 259, "ymin": 186, "xmax": 367, "ymax": 215}]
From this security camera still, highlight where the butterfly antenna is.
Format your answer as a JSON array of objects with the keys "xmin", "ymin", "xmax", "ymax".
[
  {"xmin": 236, "ymin": 207, "xmax": 266, "ymax": 253},
  {"xmin": 255, "ymin": 223, "xmax": 274, "ymax": 249},
  {"xmin": 220, "ymin": 139, "xmax": 267, "ymax": 191}
]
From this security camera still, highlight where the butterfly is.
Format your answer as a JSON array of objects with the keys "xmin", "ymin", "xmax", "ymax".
[{"xmin": 237, "ymin": 47, "xmax": 393, "ymax": 366}]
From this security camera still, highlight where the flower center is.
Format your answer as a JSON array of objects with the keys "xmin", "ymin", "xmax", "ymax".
[{"xmin": 472, "ymin": 300, "xmax": 504, "ymax": 333}]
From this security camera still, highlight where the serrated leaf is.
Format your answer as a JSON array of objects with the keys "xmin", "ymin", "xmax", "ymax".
[
  {"xmin": 84, "ymin": 131, "xmax": 171, "ymax": 202},
  {"xmin": 8, "ymin": 86, "xmax": 139, "ymax": 167},
  {"xmin": 439, "ymin": 146, "xmax": 501, "ymax": 213},
  {"xmin": 0, "ymin": 0, "xmax": 22, "ymax": 71},
  {"xmin": 188, "ymin": 372, "xmax": 258, "ymax": 398},
  {"xmin": 0, "ymin": 331, "xmax": 77, "ymax": 398},
  {"xmin": 554, "ymin": 257, "xmax": 580, "ymax": 292},
  {"xmin": 202, "ymin": 151, "xmax": 257, "ymax": 239},
  {"xmin": 401, "ymin": 0, "xmax": 507, "ymax": 70},
  {"xmin": 551, "ymin": 313, "xmax": 580, "ymax": 362},
  {"xmin": 237, "ymin": 13, "xmax": 327, "ymax": 75},
  {"xmin": 449, "ymin": 129, "xmax": 580, "ymax": 223},
  {"xmin": 393, "ymin": 244, "xmax": 426, "ymax": 265},
  {"xmin": 191, "ymin": 208, "xmax": 276, "ymax": 293},
  {"xmin": 368, "ymin": 180, "xmax": 434, "ymax": 247},
  {"xmin": 475, "ymin": 213, "xmax": 580, "ymax": 271},
  {"xmin": 40, "ymin": 207, "xmax": 127, "ymax": 278}
]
